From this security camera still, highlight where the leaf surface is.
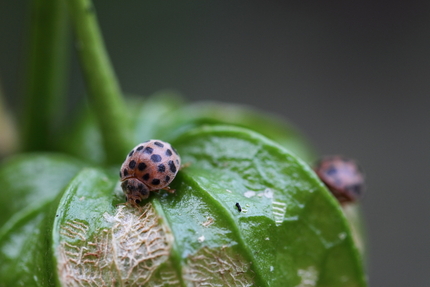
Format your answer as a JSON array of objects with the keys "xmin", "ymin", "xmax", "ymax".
[
  {"xmin": 170, "ymin": 125, "xmax": 366, "ymax": 286},
  {"xmin": 0, "ymin": 107, "xmax": 366, "ymax": 286}
]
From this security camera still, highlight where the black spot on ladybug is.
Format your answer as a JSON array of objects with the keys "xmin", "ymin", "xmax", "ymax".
[
  {"xmin": 152, "ymin": 179, "xmax": 160, "ymax": 185},
  {"xmin": 165, "ymin": 149, "xmax": 172, "ymax": 156},
  {"xmin": 129, "ymin": 160, "xmax": 136, "ymax": 169},
  {"xmin": 154, "ymin": 141, "xmax": 164, "ymax": 148},
  {"xmin": 144, "ymin": 147, "xmax": 153, "ymax": 154},
  {"xmin": 138, "ymin": 183, "xmax": 144, "ymax": 190},
  {"xmin": 151, "ymin": 154, "xmax": 162, "ymax": 163},
  {"xmin": 142, "ymin": 173, "xmax": 150, "ymax": 181},
  {"xmin": 136, "ymin": 145, "xmax": 144, "ymax": 151},
  {"xmin": 172, "ymin": 147, "xmax": 178, "ymax": 155},
  {"xmin": 168, "ymin": 160, "xmax": 177, "ymax": 173},
  {"xmin": 176, "ymin": 159, "xmax": 179, "ymax": 165},
  {"xmin": 138, "ymin": 162, "xmax": 147, "ymax": 171},
  {"xmin": 139, "ymin": 188, "xmax": 149, "ymax": 197},
  {"xmin": 347, "ymin": 184, "xmax": 362, "ymax": 196},
  {"xmin": 158, "ymin": 164, "xmax": 165, "ymax": 172},
  {"xmin": 326, "ymin": 166, "xmax": 337, "ymax": 175},
  {"xmin": 119, "ymin": 170, "xmax": 122, "ymax": 177},
  {"xmin": 165, "ymin": 175, "xmax": 170, "ymax": 182},
  {"xmin": 128, "ymin": 150, "xmax": 134, "ymax": 157},
  {"xmin": 235, "ymin": 202, "xmax": 242, "ymax": 212},
  {"xmin": 123, "ymin": 169, "xmax": 128, "ymax": 176}
]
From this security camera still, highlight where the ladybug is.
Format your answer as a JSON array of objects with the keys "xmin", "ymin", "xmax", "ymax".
[
  {"xmin": 314, "ymin": 155, "xmax": 365, "ymax": 204},
  {"xmin": 119, "ymin": 140, "xmax": 181, "ymax": 205}
]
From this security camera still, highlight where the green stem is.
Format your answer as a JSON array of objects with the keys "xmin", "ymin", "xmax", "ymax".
[
  {"xmin": 22, "ymin": 0, "xmax": 69, "ymax": 152},
  {"xmin": 0, "ymin": 81, "xmax": 18, "ymax": 157},
  {"xmin": 67, "ymin": 0, "xmax": 132, "ymax": 164}
]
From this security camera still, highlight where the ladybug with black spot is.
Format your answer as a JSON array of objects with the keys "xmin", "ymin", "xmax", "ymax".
[
  {"xmin": 120, "ymin": 140, "xmax": 181, "ymax": 205},
  {"xmin": 314, "ymin": 155, "xmax": 365, "ymax": 204}
]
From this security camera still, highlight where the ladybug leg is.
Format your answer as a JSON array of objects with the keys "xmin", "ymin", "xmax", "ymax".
[
  {"xmin": 115, "ymin": 194, "xmax": 130, "ymax": 207},
  {"xmin": 180, "ymin": 162, "xmax": 191, "ymax": 170},
  {"xmin": 163, "ymin": 186, "xmax": 176, "ymax": 194}
]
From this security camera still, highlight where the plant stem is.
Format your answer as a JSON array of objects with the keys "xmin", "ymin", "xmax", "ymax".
[
  {"xmin": 0, "ymin": 80, "xmax": 18, "ymax": 157},
  {"xmin": 67, "ymin": 0, "xmax": 132, "ymax": 165},
  {"xmin": 22, "ymin": 0, "xmax": 69, "ymax": 152}
]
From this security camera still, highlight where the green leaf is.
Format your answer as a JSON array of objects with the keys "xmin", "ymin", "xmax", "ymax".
[
  {"xmin": 0, "ymin": 125, "xmax": 365, "ymax": 286},
  {"xmin": 0, "ymin": 203, "xmax": 56, "ymax": 286},
  {"xmin": 2, "ymin": 101, "xmax": 366, "ymax": 286},
  {"xmin": 57, "ymin": 92, "xmax": 184, "ymax": 165},
  {"xmin": 155, "ymin": 101, "xmax": 317, "ymax": 163},
  {"xmin": 132, "ymin": 91, "xmax": 185, "ymax": 143},
  {"xmin": 170, "ymin": 125, "xmax": 366, "ymax": 286},
  {"xmin": 58, "ymin": 93, "xmax": 315, "ymax": 165},
  {"xmin": 0, "ymin": 154, "xmax": 85, "ymax": 286},
  {"xmin": 0, "ymin": 153, "xmax": 85, "ymax": 226},
  {"xmin": 57, "ymin": 108, "xmax": 106, "ymax": 165},
  {"xmin": 342, "ymin": 204, "xmax": 367, "ymax": 257}
]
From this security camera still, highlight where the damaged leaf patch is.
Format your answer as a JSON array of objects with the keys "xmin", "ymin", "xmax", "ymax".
[
  {"xmin": 183, "ymin": 246, "xmax": 254, "ymax": 287},
  {"xmin": 57, "ymin": 196, "xmax": 172, "ymax": 286}
]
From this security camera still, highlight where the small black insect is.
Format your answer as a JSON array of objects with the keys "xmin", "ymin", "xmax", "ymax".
[{"xmin": 235, "ymin": 202, "xmax": 242, "ymax": 212}]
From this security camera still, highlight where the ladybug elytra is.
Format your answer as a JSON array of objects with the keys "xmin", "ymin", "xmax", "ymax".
[{"xmin": 120, "ymin": 140, "xmax": 181, "ymax": 205}]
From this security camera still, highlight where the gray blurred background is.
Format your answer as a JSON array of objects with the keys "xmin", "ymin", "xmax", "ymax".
[{"xmin": 1, "ymin": 1, "xmax": 429, "ymax": 286}]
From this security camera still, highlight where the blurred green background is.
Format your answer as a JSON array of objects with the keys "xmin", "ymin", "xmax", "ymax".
[{"xmin": 1, "ymin": 1, "xmax": 429, "ymax": 286}]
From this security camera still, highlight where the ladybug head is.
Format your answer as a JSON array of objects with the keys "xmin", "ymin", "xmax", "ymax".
[{"xmin": 120, "ymin": 178, "xmax": 150, "ymax": 205}]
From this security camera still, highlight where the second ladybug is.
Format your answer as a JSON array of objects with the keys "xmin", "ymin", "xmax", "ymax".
[
  {"xmin": 314, "ymin": 155, "xmax": 365, "ymax": 204},
  {"xmin": 120, "ymin": 140, "xmax": 181, "ymax": 205}
]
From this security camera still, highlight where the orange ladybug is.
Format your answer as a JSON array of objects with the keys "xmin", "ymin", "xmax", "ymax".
[
  {"xmin": 120, "ymin": 140, "xmax": 181, "ymax": 205},
  {"xmin": 314, "ymin": 155, "xmax": 364, "ymax": 204}
]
